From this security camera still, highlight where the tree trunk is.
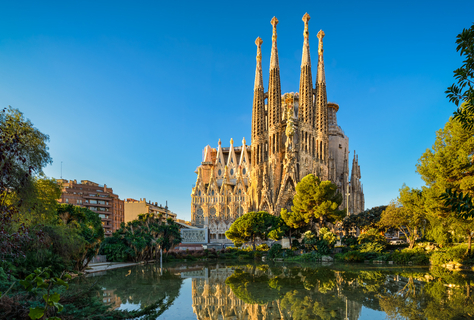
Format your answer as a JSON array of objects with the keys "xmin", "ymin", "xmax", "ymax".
[{"xmin": 252, "ymin": 235, "xmax": 256, "ymax": 251}]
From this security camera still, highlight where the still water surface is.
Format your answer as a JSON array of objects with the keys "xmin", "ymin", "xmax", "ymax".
[{"xmin": 88, "ymin": 261, "xmax": 474, "ymax": 319}]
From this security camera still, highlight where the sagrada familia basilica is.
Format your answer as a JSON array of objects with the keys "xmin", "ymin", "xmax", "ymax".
[{"xmin": 190, "ymin": 14, "xmax": 365, "ymax": 243}]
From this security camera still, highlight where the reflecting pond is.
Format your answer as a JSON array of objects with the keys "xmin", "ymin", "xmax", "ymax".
[{"xmin": 84, "ymin": 261, "xmax": 474, "ymax": 319}]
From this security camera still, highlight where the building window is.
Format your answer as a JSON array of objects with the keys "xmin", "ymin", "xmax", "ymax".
[
  {"xmin": 65, "ymin": 198, "xmax": 69, "ymax": 203},
  {"xmin": 210, "ymin": 234, "xmax": 216, "ymax": 239}
]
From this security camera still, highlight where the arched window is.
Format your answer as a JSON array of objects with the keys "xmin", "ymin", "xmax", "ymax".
[
  {"xmin": 196, "ymin": 207, "xmax": 204, "ymax": 225},
  {"xmin": 210, "ymin": 207, "xmax": 216, "ymax": 217},
  {"xmin": 237, "ymin": 206, "xmax": 244, "ymax": 216}
]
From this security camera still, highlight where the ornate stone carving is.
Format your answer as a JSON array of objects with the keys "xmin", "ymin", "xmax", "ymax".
[
  {"xmin": 181, "ymin": 228, "xmax": 208, "ymax": 244},
  {"xmin": 317, "ymin": 29, "xmax": 325, "ymax": 55}
]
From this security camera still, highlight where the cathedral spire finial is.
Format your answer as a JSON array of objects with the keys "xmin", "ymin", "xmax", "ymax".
[
  {"xmin": 317, "ymin": 29, "xmax": 325, "ymax": 55},
  {"xmin": 230, "ymin": 138, "xmax": 234, "ymax": 146},
  {"xmin": 254, "ymin": 37, "xmax": 263, "ymax": 89},
  {"xmin": 218, "ymin": 138, "xmax": 221, "ymax": 146},
  {"xmin": 301, "ymin": 13, "xmax": 311, "ymax": 67},
  {"xmin": 270, "ymin": 17, "xmax": 279, "ymax": 69},
  {"xmin": 303, "ymin": 13, "xmax": 310, "ymax": 40},
  {"xmin": 242, "ymin": 137, "xmax": 246, "ymax": 145},
  {"xmin": 317, "ymin": 29, "xmax": 326, "ymax": 84}
]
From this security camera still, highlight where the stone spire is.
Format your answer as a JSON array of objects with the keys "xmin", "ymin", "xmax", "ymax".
[
  {"xmin": 315, "ymin": 29, "xmax": 328, "ymax": 162},
  {"xmin": 251, "ymin": 37, "xmax": 266, "ymax": 146},
  {"xmin": 317, "ymin": 30, "xmax": 326, "ymax": 84},
  {"xmin": 268, "ymin": 16, "xmax": 282, "ymax": 130},
  {"xmin": 301, "ymin": 13, "xmax": 311, "ymax": 67},
  {"xmin": 270, "ymin": 17, "xmax": 279, "ymax": 69},
  {"xmin": 299, "ymin": 13, "xmax": 313, "ymax": 126},
  {"xmin": 254, "ymin": 37, "xmax": 263, "ymax": 89}
]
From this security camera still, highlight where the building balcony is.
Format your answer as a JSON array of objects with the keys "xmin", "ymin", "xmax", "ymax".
[
  {"xmin": 83, "ymin": 194, "xmax": 113, "ymax": 200},
  {"xmin": 83, "ymin": 202, "xmax": 111, "ymax": 207}
]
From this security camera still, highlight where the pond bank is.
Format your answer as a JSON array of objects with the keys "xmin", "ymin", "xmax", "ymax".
[{"xmin": 86, "ymin": 260, "xmax": 159, "ymax": 273}]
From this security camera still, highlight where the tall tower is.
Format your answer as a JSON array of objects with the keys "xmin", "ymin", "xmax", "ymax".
[
  {"xmin": 315, "ymin": 29, "xmax": 329, "ymax": 171},
  {"xmin": 251, "ymin": 37, "xmax": 265, "ymax": 166},
  {"xmin": 250, "ymin": 37, "xmax": 266, "ymax": 211},
  {"xmin": 298, "ymin": 13, "xmax": 315, "ymax": 178},
  {"xmin": 268, "ymin": 17, "xmax": 282, "ymax": 159}
]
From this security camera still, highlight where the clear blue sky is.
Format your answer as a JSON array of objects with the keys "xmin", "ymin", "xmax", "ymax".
[{"xmin": 0, "ymin": 1, "xmax": 472, "ymax": 220}]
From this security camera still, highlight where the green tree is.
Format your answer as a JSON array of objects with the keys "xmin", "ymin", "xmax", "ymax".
[
  {"xmin": 12, "ymin": 176, "xmax": 62, "ymax": 226},
  {"xmin": 0, "ymin": 107, "xmax": 51, "ymax": 192},
  {"xmin": 378, "ymin": 186, "xmax": 426, "ymax": 249},
  {"xmin": 446, "ymin": 23, "xmax": 474, "ymax": 130},
  {"xmin": 416, "ymin": 112, "xmax": 474, "ymax": 254},
  {"xmin": 282, "ymin": 174, "xmax": 344, "ymax": 233},
  {"xmin": 225, "ymin": 211, "xmax": 279, "ymax": 251},
  {"xmin": 0, "ymin": 107, "xmax": 52, "ymax": 264},
  {"xmin": 342, "ymin": 206, "xmax": 387, "ymax": 234},
  {"xmin": 56, "ymin": 204, "xmax": 104, "ymax": 270},
  {"xmin": 101, "ymin": 213, "xmax": 181, "ymax": 262}
]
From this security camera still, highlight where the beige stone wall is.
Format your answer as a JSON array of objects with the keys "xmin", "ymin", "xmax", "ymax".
[{"xmin": 124, "ymin": 201, "xmax": 148, "ymax": 223}]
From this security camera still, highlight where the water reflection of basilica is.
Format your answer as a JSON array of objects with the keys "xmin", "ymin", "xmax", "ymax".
[
  {"xmin": 191, "ymin": 268, "xmax": 281, "ymax": 320},
  {"xmin": 189, "ymin": 266, "xmax": 363, "ymax": 320}
]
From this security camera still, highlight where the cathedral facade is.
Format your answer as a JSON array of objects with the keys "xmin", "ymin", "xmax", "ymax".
[{"xmin": 191, "ymin": 14, "xmax": 364, "ymax": 242}]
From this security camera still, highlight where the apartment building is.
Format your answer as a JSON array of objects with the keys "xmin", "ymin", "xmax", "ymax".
[
  {"xmin": 57, "ymin": 179, "xmax": 124, "ymax": 236},
  {"xmin": 124, "ymin": 198, "xmax": 177, "ymax": 223}
]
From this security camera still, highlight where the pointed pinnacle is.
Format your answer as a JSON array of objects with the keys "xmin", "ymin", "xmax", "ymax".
[
  {"xmin": 302, "ymin": 13, "xmax": 310, "ymax": 24},
  {"xmin": 317, "ymin": 30, "xmax": 325, "ymax": 55},
  {"xmin": 271, "ymin": 17, "xmax": 278, "ymax": 42},
  {"xmin": 255, "ymin": 37, "xmax": 263, "ymax": 47},
  {"xmin": 271, "ymin": 16, "xmax": 279, "ymax": 28}
]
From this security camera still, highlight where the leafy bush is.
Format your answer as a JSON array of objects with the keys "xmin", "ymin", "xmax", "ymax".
[
  {"xmin": 302, "ymin": 229, "xmax": 335, "ymax": 255},
  {"xmin": 430, "ymin": 244, "xmax": 474, "ymax": 266},
  {"xmin": 359, "ymin": 242, "xmax": 385, "ymax": 254},
  {"xmin": 291, "ymin": 240, "xmax": 302, "ymax": 250},
  {"xmin": 391, "ymin": 247, "xmax": 430, "ymax": 265},
  {"xmin": 338, "ymin": 251, "xmax": 365, "ymax": 262},
  {"xmin": 341, "ymin": 235, "xmax": 358, "ymax": 247},
  {"xmin": 358, "ymin": 229, "xmax": 388, "ymax": 248},
  {"xmin": 279, "ymin": 249, "xmax": 295, "ymax": 258},
  {"xmin": 268, "ymin": 244, "xmax": 282, "ymax": 259},
  {"xmin": 286, "ymin": 251, "xmax": 322, "ymax": 262},
  {"xmin": 256, "ymin": 244, "xmax": 270, "ymax": 251}
]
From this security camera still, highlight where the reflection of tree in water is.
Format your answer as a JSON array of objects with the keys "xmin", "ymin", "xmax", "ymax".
[
  {"xmin": 225, "ymin": 269, "xmax": 281, "ymax": 304},
  {"xmin": 219, "ymin": 264, "xmax": 474, "ymax": 320},
  {"xmin": 89, "ymin": 262, "xmax": 474, "ymax": 320},
  {"xmin": 193, "ymin": 266, "xmax": 282, "ymax": 319},
  {"xmin": 91, "ymin": 264, "xmax": 184, "ymax": 317},
  {"xmin": 378, "ymin": 267, "xmax": 474, "ymax": 320}
]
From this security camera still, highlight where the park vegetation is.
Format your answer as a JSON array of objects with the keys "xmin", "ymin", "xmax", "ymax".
[{"xmin": 0, "ymin": 107, "xmax": 180, "ymax": 319}]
